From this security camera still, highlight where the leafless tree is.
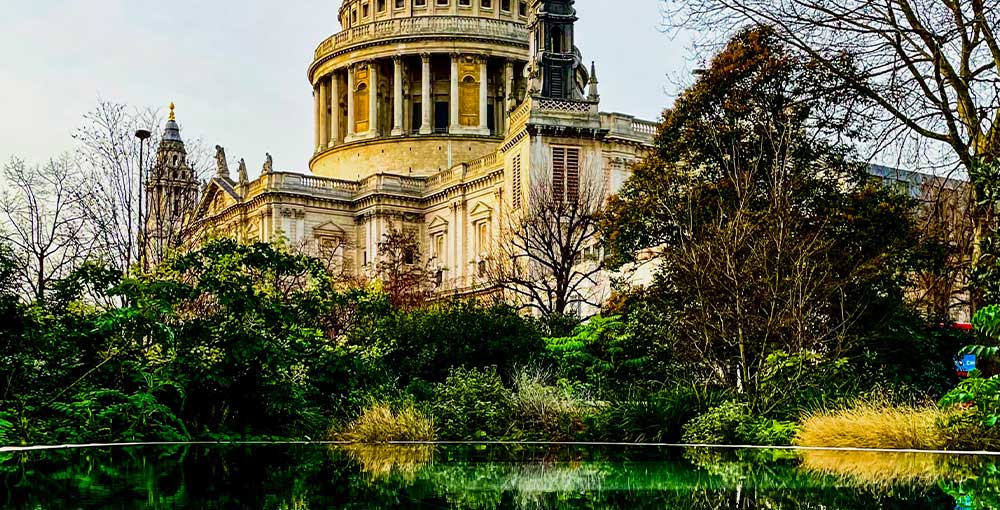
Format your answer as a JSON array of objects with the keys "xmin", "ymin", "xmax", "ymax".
[
  {"xmin": 73, "ymin": 100, "xmax": 209, "ymax": 274},
  {"xmin": 487, "ymin": 172, "xmax": 607, "ymax": 321},
  {"xmin": 664, "ymin": 0, "xmax": 1000, "ymax": 304},
  {"xmin": 910, "ymin": 176, "xmax": 975, "ymax": 320},
  {"xmin": 0, "ymin": 156, "xmax": 91, "ymax": 301},
  {"xmin": 375, "ymin": 229, "xmax": 434, "ymax": 309}
]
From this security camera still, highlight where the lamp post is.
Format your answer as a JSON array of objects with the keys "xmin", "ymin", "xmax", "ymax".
[{"xmin": 135, "ymin": 129, "xmax": 152, "ymax": 272}]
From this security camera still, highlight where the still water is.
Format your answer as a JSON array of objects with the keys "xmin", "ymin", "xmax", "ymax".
[{"xmin": 1, "ymin": 443, "xmax": 996, "ymax": 509}]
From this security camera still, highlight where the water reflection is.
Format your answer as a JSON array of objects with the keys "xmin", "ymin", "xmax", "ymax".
[
  {"xmin": 798, "ymin": 449, "xmax": 1000, "ymax": 509},
  {"xmin": 0, "ymin": 444, "xmax": 982, "ymax": 509}
]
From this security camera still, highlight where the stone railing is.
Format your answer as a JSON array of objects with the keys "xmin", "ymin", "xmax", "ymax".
[
  {"xmin": 601, "ymin": 113, "xmax": 658, "ymax": 143},
  {"xmin": 535, "ymin": 97, "xmax": 598, "ymax": 114},
  {"xmin": 260, "ymin": 172, "xmax": 359, "ymax": 199},
  {"xmin": 315, "ymin": 16, "xmax": 529, "ymax": 60},
  {"xmin": 466, "ymin": 151, "xmax": 500, "ymax": 176},
  {"xmin": 507, "ymin": 99, "xmax": 531, "ymax": 132},
  {"xmin": 357, "ymin": 173, "xmax": 427, "ymax": 196}
]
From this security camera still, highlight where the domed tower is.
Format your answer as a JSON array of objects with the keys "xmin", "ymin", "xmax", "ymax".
[
  {"xmin": 146, "ymin": 103, "xmax": 199, "ymax": 264},
  {"xmin": 308, "ymin": 0, "xmax": 533, "ymax": 179}
]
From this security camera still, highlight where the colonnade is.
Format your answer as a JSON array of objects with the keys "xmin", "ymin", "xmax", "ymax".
[{"xmin": 314, "ymin": 53, "xmax": 522, "ymax": 152}]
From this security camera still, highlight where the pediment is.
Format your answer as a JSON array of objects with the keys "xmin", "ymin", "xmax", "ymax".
[
  {"xmin": 192, "ymin": 178, "xmax": 241, "ymax": 220},
  {"xmin": 428, "ymin": 215, "xmax": 449, "ymax": 232},
  {"xmin": 469, "ymin": 201, "xmax": 494, "ymax": 219},
  {"xmin": 313, "ymin": 220, "xmax": 347, "ymax": 237}
]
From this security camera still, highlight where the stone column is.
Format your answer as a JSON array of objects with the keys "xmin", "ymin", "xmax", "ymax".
[
  {"xmin": 449, "ymin": 53, "xmax": 460, "ymax": 132},
  {"xmin": 319, "ymin": 77, "xmax": 330, "ymax": 150},
  {"xmin": 504, "ymin": 60, "xmax": 515, "ymax": 133},
  {"xmin": 368, "ymin": 60, "xmax": 379, "ymax": 137},
  {"xmin": 347, "ymin": 65, "xmax": 357, "ymax": 139},
  {"xmin": 330, "ymin": 71, "xmax": 340, "ymax": 145},
  {"xmin": 313, "ymin": 85, "xmax": 321, "ymax": 152},
  {"xmin": 478, "ymin": 57, "xmax": 489, "ymax": 133},
  {"xmin": 420, "ymin": 53, "xmax": 432, "ymax": 135},
  {"xmin": 392, "ymin": 56, "xmax": 404, "ymax": 136}
]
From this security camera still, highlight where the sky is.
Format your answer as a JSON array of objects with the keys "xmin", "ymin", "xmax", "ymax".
[{"xmin": 0, "ymin": 0, "xmax": 697, "ymax": 176}]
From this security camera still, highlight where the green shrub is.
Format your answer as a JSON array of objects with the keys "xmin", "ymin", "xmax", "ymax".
[
  {"xmin": 681, "ymin": 401, "xmax": 749, "ymax": 445},
  {"xmin": 587, "ymin": 385, "xmax": 719, "ymax": 443},
  {"xmin": 353, "ymin": 300, "xmax": 544, "ymax": 386},
  {"xmin": 940, "ymin": 375, "xmax": 1000, "ymax": 427},
  {"xmin": 511, "ymin": 367, "xmax": 591, "ymax": 440},
  {"xmin": 431, "ymin": 367, "xmax": 512, "ymax": 440},
  {"xmin": 333, "ymin": 403, "xmax": 435, "ymax": 443},
  {"xmin": 0, "ymin": 413, "xmax": 12, "ymax": 446},
  {"xmin": 735, "ymin": 417, "xmax": 798, "ymax": 446}
]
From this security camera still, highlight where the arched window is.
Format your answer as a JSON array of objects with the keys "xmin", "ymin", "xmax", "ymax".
[
  {"xmin": 355, "ymin": 83, "xmax": 370, "ymax": 133},
  {"xmin": 550, "ymin": 26, "xmax": 563, "ymax": 53},
  {"xmin": 460, "ymin": 75, "xmax": 479, "ymax": 127}
]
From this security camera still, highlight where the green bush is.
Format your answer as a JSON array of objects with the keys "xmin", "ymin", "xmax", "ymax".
[
  {"xmin": 355, "ymin": 300, "xmax": 544, "ymax": 385},
  {"xmin": 587, "ymin": 385, "xmax": 718, "ymax": 443},
  {"xmin": 735, "ymin": 417, "xmax": 798, "ymax": 446},
  {"xmin": 511, "ymin": 367, "xmax": 591, "ymax": 440},
  {"xmin": 431, "ymin": 366, "xmax": 512, "ymax": 440},
  {"xmin": 681, "ymin": 401, "xmax": 749, "ymax": 445}
]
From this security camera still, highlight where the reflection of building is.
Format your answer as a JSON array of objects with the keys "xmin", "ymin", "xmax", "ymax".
[{"xmin": 151, "ymin": 0, "xmax": 655, "ymax": 300}]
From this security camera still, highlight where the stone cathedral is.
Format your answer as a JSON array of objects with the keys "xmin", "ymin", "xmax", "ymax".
[{"xmin": 150, "ymin": 0, "xmax": 656, "ymax": 302}]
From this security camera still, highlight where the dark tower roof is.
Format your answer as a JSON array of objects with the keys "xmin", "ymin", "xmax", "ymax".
[{"xmin": 162, "ymin": 103, "xmax": 183, "ymax": 143}]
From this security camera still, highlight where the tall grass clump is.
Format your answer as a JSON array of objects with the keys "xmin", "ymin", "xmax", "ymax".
[
  {"xmin": 512, "ymin": 366, "xmax": 592, "ymax": 440},
  {"xmin": 332, "ymin": 403, "xmax": 435, "ymax": 443},
  {"xmin": 796, "ymin": 401, "xmax": 945, "ymax": 450}
]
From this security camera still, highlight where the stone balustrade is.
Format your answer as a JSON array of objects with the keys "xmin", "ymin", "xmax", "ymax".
[
  {"xmin": 601, "ymin": 112, "xmax": 658, "ymax": 143},
  {"xmin": 315, "ymin": 16, "xmax": 529, "ymax": 61}
]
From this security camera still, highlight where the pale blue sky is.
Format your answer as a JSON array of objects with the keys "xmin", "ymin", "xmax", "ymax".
[{"xmin": 0, "ymin": 0, "xmax": 695, "ymax": 174}]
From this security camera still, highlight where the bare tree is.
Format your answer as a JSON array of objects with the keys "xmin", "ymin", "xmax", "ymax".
[
  {"xmin": 664, "ymin": 0, "xmax": 1000, "ymax": 304},
  {"xmin": 0, "ymin": 156, "xmax": 90, "ymax": 302},
  {"xmin": 74, "ymin": 100, "xmax": 209, "ymax": 274},
  {"xmin": 911, "ymin": 176, "xmax": 975, "ymax": 320},
  {"xmin": 488, "ymin": 173, "xmax": 607, "ymax": 321},
  {"xmin": 375, "ymin": 229, "xmax": 434, "ymax": 309}
]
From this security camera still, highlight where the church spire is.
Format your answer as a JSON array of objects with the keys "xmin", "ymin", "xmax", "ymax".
[{"xmin": 588, "ymin": 61, "xmax": 600, "ymax": 101}]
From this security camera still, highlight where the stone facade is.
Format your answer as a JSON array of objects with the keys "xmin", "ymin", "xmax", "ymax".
[{"xmin": 152, "ymin": 0, "xmax": 656, "ymax": 305}]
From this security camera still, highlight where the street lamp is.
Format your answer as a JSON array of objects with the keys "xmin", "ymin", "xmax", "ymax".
[{"xmin": 135, "ymin": 129, "xmax": 152, "ymax": 272}]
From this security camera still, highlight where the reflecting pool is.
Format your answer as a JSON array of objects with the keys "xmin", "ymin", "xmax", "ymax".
[{"xmin": 1, "ymin": 443, "xmax": 997, "ymax": 509}]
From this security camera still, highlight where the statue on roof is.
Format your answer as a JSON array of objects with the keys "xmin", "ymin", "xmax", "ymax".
[
  {"xmin": 214, "ymin": 145, "xmax": 229, "ymax": 178},
  {"xmin": 238, "ymin": 158, "xmax": 248, "ymax": 184},
  {"xmin": 262, "ymin": 153, "xmax": 273, "ymax": 174}
]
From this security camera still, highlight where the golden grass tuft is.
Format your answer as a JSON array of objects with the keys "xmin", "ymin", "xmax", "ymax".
[
  {"xmin": 333, "ymin": 403, "xmax": 435, "ymax": 443},
  {"xmin": 795, "ymin": 402, "xmax": 946, "ymax": 450}
]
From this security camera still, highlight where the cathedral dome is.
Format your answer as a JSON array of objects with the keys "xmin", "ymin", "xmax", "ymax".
[{"xmin": 308, "ymin": 0, "xmax": 535, "ymax": 179}]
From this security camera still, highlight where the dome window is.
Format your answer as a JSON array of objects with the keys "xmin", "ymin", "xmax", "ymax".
[
  {"xmin": 377, "ymin": 0, "xmax": 386, "ymax": 12},
  {"xmin": 481, "ymin": 0, "xmax": 492, "ymax": 8},
  {"xmin": 414, "ymin": 0, "xmax": 427, "ymax": 7},
  {"xmin": 518, "ymin": 1, "xmax": 527, "ymax": 16},
  {"xmin": 436, "ymin": 0, "xmax": 448, "ymax": 6},
  {"xmin": 501, "ymin": 0, "xmax": 510, "ymax": 11},
  {"xmin": 459, "ymin": 0, "xmax": 471, "ymax": 6}
]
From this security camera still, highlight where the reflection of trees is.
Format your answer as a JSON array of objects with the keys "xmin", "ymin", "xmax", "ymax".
[{"xmin": 1, "ymin": 445, "xmax": 981, "ymax": 509}]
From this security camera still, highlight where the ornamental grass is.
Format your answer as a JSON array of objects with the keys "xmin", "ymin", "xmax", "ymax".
[
  {"xmin": 333, "ymin": 403, "xmax": 435, "ymax": 443},
  {"xmin": 795, "ymin": 402, "xmax": 945, "ymax": 450}
]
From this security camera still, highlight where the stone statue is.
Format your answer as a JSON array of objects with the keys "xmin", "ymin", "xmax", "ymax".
[
  {"xmin": 262, "ymin": 153, "xmax": 273, "ymax": 174},
  {"xmin": 214, "ymin": 145, "xmax": 229, "ymax": 178},
  {"xmin": 237, "ymin": 158, "xmax": 248, "ymax": 184}
]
